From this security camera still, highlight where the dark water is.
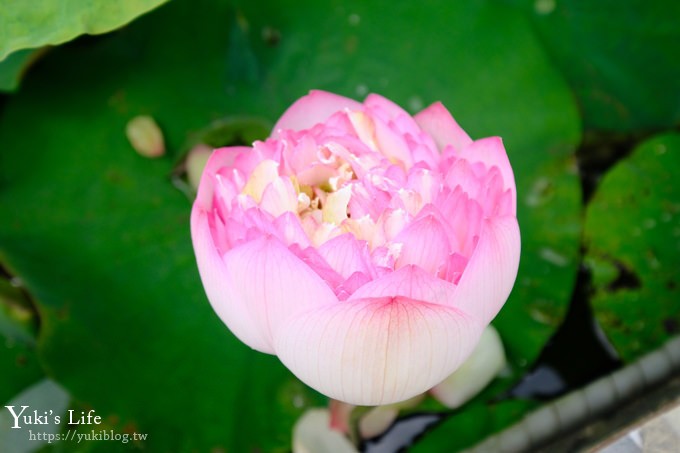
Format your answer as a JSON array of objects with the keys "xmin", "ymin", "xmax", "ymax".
[
  {"xmin": 507, "ymin": 266, "xmax": 621, "ymax": 400},
  {"xmin": 363, "ymin": 413, "xmax": 442, "ymax": 453}
]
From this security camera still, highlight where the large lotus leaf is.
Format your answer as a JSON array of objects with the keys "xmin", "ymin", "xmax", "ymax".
[
  {"xmin": 512, "ymin": 0, "xmax": 680, "ymax": 131},
  {"xmin": 0, "ymin": 0, "xmax": 170, "ymax": 61},
  {"xmin": 584, "ymin": 133, "xmax": 680, "ymax": 362},
  {"xmin": 0, "ymin": 0, "xmax": 581, "ymax": 450}
]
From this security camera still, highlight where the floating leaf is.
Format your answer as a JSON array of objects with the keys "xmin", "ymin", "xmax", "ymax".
[
  {"xmin": 411, "ymin": 399, "xmax": 539, "ymax": 452},
  {"xmin": 584, "ymin": 133, "xmax": 680, "ymax": 362},
  {"xmin": 0, "ymin": 48, "xmax": 46, "ymax": 92},
  {"xmin": 0, "ymin": 0, "xmax": 170, "ymax": 61}
]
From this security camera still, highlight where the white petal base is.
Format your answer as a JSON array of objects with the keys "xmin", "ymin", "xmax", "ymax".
[{"xmin": 430, "ymin": 325, "xmax": 506, "ymax": 408}]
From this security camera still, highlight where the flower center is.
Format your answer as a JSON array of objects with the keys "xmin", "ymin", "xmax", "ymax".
[{"xmin": 239, "ymin": 143, "xmax": 365, "ymax": 247}]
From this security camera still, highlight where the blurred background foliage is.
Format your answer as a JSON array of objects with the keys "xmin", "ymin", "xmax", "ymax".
[{"xmin": 0, "ymin": 0, "xmax": 678, "ymax": 451}]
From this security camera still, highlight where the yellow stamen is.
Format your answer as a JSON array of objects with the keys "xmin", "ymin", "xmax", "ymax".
[{"xmin": 322, "ymin": 186, "xmax": 352, "ymax": 225}]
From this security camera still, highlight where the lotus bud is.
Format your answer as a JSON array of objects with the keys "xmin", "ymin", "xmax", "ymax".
[{"xmin": 191, "ymin": 90, "xmax": 519, "ymax": 406}]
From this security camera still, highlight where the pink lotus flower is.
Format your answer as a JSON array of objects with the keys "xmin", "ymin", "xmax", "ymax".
[{"xmin": 191, "ymin": 90, "xmax": 520, "ymax": 406}]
